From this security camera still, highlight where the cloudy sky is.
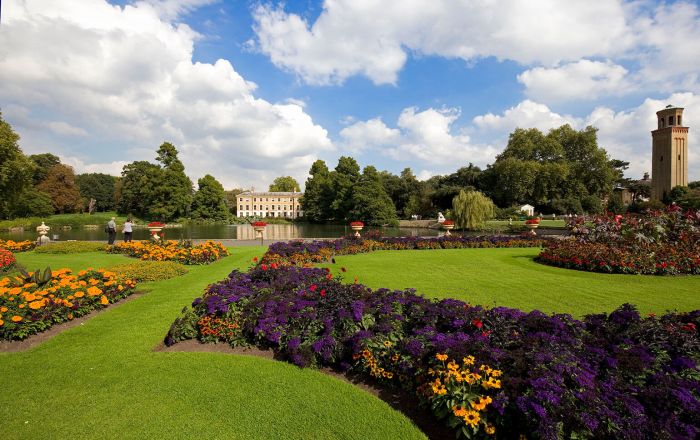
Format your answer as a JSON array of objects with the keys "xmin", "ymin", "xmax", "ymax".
[{"xmin": 1, "ymin": 0, "xmax": 699, "ymax": 190}]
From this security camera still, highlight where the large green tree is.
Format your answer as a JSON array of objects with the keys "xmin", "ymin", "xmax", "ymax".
[
  {"xmin": 301, "ymin": 160, "xmax": 334, "ymax": 222},
  {"xmin": 29, "ymin": 153, "xmax": 61, "ymax": 184},
  {"xmin": 0, "ymin": 112, "xmax": 35, "ymax": 219},
  {"xmin": 224, "ymin": 188, "xmax": 245, "ymax": 216},
  {"xmin": 269, "ymin": 176, "xmax": 301, "ymax": 192},
  {"xmin": 330, "ymin": 156, "xmax": 361, "ymax": 221},
  {"xmin": 349, "ymin": 166, "xmax": 398, "ymax": 226},
  {"xmin": 117, "ymin": 161, "xmax": 161, "ymax": 218},
  {"xmin": 149, "ymin": 142, "xmax": 193, "ymax": 221},
  {"xmin": 36, "ymin": 164, "xmax": 82, "ymax": 213},
  {"xmin": 192, "ymin": 174, "xmax": 230, "ymax": 221},
  {"xmin": 75, "ymin": 173, "xmax": 117, "ymax": 212},
  {"xmin": 452, "ymin": 190, "xmax": 495, "ymax": 230}
]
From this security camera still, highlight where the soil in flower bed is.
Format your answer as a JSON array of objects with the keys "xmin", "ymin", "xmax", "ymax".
[
  {"xmin": 156, "ymin": 339, "xmax": 453, "ymax": 440},
  {"xmin": 0, "ymin": 290, "xmax": 144, "ymax": 352}
]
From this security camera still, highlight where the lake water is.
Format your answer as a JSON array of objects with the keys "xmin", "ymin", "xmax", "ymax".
[{"xmin": 0, "ymin": 223, "xmax": 446, "ymax": 242}]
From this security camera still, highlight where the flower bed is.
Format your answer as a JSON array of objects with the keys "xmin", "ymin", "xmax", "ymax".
[
  {"xmin": 0, "ymin": 268, "xmax": 137, "ymax": 340},
  {"xmin": 0, "ymin": 249, "xmax": 16, "ymax": 273},
  {"xmin": 0, "ymin": 239, "xmax": 36, "ymax": 252},
  {"xmin": 261, "ymin": 235, "xmax": 544, "ymax": 267},
  {"xmin": 538, "ymin": 208, "xmax": 700, "ymax": 275},
  {"xmin": 166, "ymin": 265, "xmax": 700, "ymax": 439},
  {"xmin": 106, "ymin": 240, "xmax": 229, "ymax": 265}
]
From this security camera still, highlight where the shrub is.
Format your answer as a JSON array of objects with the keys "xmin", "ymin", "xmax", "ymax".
[
  {"xmin": 0, "ymin": 239, "xmax": 35, "ymax": 252},
  {"xmin": 0, "ymin": 248, "xmax": 16, "ymax": 272},
  {"xmin": 106, "ymin": 240, "xmax": 229, "ymax": 265},
  {"xmin": 110, "ymin": 261, "xmax": 188, "ymax": 282},
  {"xmin": 166, "ymin": 265, "xmax": 700, "ymax": 439},
  {"xmin": 34, "ymin": 241, "xmax": 106, "ymax": 254},
  {"xmin": 0, "ymin": 268, "xmax": 138, "ymax": 340}
]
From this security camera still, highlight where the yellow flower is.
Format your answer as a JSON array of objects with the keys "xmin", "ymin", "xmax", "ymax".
[
  {"xmin": 447, "ymin": 361, "xmax": 459, "ymax": 371},
  {"xmin": 436, "ymin": 353, "xmax": 448, "ymax": 361},
  {"xmin": 452, "ymin": 405, "xmax": 468, "ymax": 417},
  {"xmin": 462, "ymin": 355, "xmax": 475, "ymax": 366},
  {"xmin": 462, "ymin": 410, "xmax": 480, "ymax": 427},
  {"xmin": 383, "ymin": 340, "xmax": 392, "ymax": 347},
  {"xmin": 100, "ymin": 295, "xmax": 109, "ymax": 305},
  {"xmin": 485, "ymin": 424, "xmax": 496, "ymax": 435}
]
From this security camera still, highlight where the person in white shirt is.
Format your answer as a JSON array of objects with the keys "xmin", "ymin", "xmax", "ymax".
[
  {"xmin": 107, "ymin": 217, "xmax": 117, "ymax": 244},
  {"xmin": 123, "ymin": 218, "xmax": 133, "ymax": 242}
]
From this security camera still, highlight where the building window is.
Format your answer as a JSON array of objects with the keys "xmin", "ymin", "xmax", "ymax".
[
  {"xmin": 679, "ymin": 154, "xmax": 681, "ymax": 160},
  {"xmin": 678, "ymin": 116, "xmax": 682, "ymax": 125},
  {"xmin": 239, "ymin": 205, "xmax": 243, "ymax": 211},
  {"xmin": 660, "ymin": 156, "xmax": 663, "ymax": 162},
  {"xmin": 659, "ymin": 118, "xmax": 664, "ymax": 128},
  {"xmin": 669, "ymin": 116, "xmax": 674, "ymax": 125},
  {"xmin": 246, "ymin": 205, "xmax": 249, "ymax": 210},
  {"xmin": 239, "ymin": 198, "xmax": 243, "ymax": 202}
]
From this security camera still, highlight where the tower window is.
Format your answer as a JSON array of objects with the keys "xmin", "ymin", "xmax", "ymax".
[
  {"xmin": 678, "ymin": 116, "xmax": 682, "ymax": 125},
  {"xmin": 669, "ymin": 116, "xmax": 674, "ymax": 125},
  {"xmin": 678, "ymin": 154, "xmax": 681, "ymax": 160},
  {"xmin": 660, "ymin": 118, "xmax": 664, "ymax": 128},
  {"xmin": 660, "ymin": 156, "xmax": 663, "ymax": 162}
]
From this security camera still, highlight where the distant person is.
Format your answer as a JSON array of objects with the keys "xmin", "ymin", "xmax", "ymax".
[
  {"xmin": 123, "ymin": 218, "xmax": 133, "ymax": 242},
  {"xmin": 106, "ymin": 217, "xmax": 117, "ymax": 245}
]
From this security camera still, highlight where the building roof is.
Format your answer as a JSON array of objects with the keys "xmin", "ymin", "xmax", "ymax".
[{"xmin": 239, "ymin": 191, "xmax": 303, "ymax": 196}]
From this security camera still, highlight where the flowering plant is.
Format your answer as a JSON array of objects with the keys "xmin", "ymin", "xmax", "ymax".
[
  {"xmin": 147, "ymin": 221, "xmax": 165, "ymax": 227},
  {"xmin": 442, "ymin": 220, "xmax": 455, "ymax": 226},
  {"xmin": 1, "ymin": 268, "xmax": 137, "ymax": 340},
  {"xmin": 0, "ymin": 248, "xmax": 16, "ymax": 272},
  {"xmin": 0, "ymin": 239, "xmax": 36, "ymax": 252},
  {"xmin": 251, "ymin": 221, "xmax": 267, "ymax": 227},
  {"xmin": 107, "ymin": 240, "xmax": 229, "ymax": 265},
  {"xmin": 349, "ymin": 221, "xmax": 364, "ymax": 227},
  {"xmin": 524, "ymin": 218, "xmax": 540, "ymax": 225}
]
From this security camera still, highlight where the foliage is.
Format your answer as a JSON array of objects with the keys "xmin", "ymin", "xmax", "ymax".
[
  {"xmin": 33, "ymin": 241, "xmax": 106, "ymax": 254},
  {"xmin": 670, "ymin": 185, "xmax": 700, "ymax": 210},
  {"xmin": 0, "ymin": 268, "xmax": 137, "ymax": 340},
  {"xmin": 75, "ymin": 173, "xmax": 117, "ymax": 212},
  {"xmin": 36, "ymin": 164, "xmax": 83, "ymax": 213},
  {"xmin": 29, "ymin": 153, "xmax": 62, "ymax": 184},
  {"xmin": 9, "ymin": 187, "xmax": 54, "ymax": 218},
  {"xmin": 0, "ymin": 248, "xmax": 16, "ymax": 272},
  {"xmin": 224, "ymin": 188, "xmax": 245, "ymax": 216},
  {"xmin": 538, "ymin": 208, "xmax": 700, "ymax": 275},
  {"xmin": 301, "ymin": 159, "xmax": 335, "ymax": 222},
  {"xmin": 0, "ymin": 239, "xmax": 36, "ymax": 252},
  {"xmin": 349, "ymin": 166, "xmax": 398, "ymax": 226},
  {"xmin": 0, "ymin": 112, "xmax": 35, "ymax": 219},
  {"xmin": 166, "ymin": 264, "xmax": 700, "ymax": 439},
  {"xmin": 109, "ymin": 260, "xmax": 188, "ymax": 282},
  {"xmin": 191, "ymin": 174, "xmax": 230, "ymax": 221},
  {"xmin": 117, "ymin": 160, "xmax": 161, "ymax": 218},
  {"xmin": 149, "ymin": 142, "xmax": 193, "ymax": 221},
  {"xmin": 269, "ymin": 176, "xmax": 301, "ymax": 192},
  {"xmin": 452, "ymin": 190, "xmax": 495, "ymax": 230},
  {"xmin": 106, "ymin": 240, "xmax": 229, "ymax": 265},
  {"xmin": 330, "ymin": 156, "xmax": 361, "ymax": 221}
]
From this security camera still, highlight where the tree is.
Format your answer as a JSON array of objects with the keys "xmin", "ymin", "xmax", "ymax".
[
  {"xmin": 192, "ymin": 174, "xmax": 230, "ymax": 221},
  {"xmin": 117, "ymin": 161, "xmax": 161, "ymax": 218},
  {"xmin": 29, "ymin": 153, "xmax": 61, "ymax": 184},
  {"xmin": 301, "ymin": 160, "xmax": 334, "ymax": 222},
  {"xmin": 330, "ymin": 156, "xmax": 361, "ymax": 221},
  {"xmin": 670, "ymin": 185, "xmax": 700, "ymax": 210},
  {"xmin": 149, "ymin": 142, "xmax": 193, "ymax": 221},
  {"xmin": 224, "ymin": 188, "xmax": 245, "ymax": 216},
  {"xmin": 75, "ymin": 173, "xmax": 117, "ymax": 212},
  {"xmin": 36, "ymin": 164, "xmax": 82, "ymax": 213},
  {"xmin": 0, "ymin": 112, "xmax": 35, "ymax": 219},
  {"xmin": 452, "ymin": 190, "xmax": 495, "ymax": 230},
  {"xmin": 10, "ymin": 187, "xmax": 54, "ymax": 218},
  {"xmin": 269, "ymin": 176, "xmax": 301, "ymax": 192},
  {"xmin": 349, "ymin": 166, "xmax": 398, "ymax": 226}
]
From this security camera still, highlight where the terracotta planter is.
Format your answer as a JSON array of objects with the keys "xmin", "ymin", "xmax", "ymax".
[
  {"xmin": 525, "ymin": 223, "xmax": 539, "ymax": 235},
  {"xmin": 351, "ymin": 225, "xmax": 363, "ymax": 238},
  {"xmin": 442, "ymin": 223, "xmax": 455, "ymax": 236}
]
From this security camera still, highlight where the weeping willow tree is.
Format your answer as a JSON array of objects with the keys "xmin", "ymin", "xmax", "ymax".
[{"xmin": 452, "ymin": 190, "xmax": 495, "ymax": 230}]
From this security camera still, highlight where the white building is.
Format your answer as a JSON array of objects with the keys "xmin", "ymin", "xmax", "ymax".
[
  {"xmin": 520, "ymin": 204, "xmax": 535, "ymax": 216},
  {"xmin": 237, "ymin": 191, "xmax": 304, "ymax": 219}
]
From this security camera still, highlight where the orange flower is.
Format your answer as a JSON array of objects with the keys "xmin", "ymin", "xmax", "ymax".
[
  {"xmin": 100, "ymin": 295, "xmax": 109, "ymax": 305},
  {"xmin": 74, "ymin": 291, "xmax": 85, "ymax": 298},
  {"xmin": 11, "ymin": 315, "xmax": 22, "ymax": 322},
  {"xmin": 29, "ymin": 301, "xmax": 43, "ymax": 310},
  {"xmin": 87, "ymin": 286, "xmax": 102, "ymax": 297},
  {"xmin": 0, "ymin": 319, "xmax": 4, "ymax": 326}
]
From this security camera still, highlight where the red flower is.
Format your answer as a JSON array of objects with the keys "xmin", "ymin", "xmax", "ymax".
[
  {"xmin": 251, "ymin": 221, "xmax": 267, "ymax": 227},
  {"xmin": 681, "ymin": 323, "xmax": 697, "ymax": 332},
  {"xmin": 320, "ymin": 289, "xmax": 326, "ymax": 297},
  {"xmin": 271, "ymin": 263, "xmax": 278, "ymax": 269},
  {"xmin": 261, "ymin": 264, "xmax": 268, "ymax": 271},
  {"xmin": 309, "ymin": 284, "xmax": 317, "ymax": 292},
  {"xmin": 252, "ymin": 256, "xmax": 258, "ymax": 262},
  {"xmin": 481, "ymin": 330, "xmax": 492, "ymax": 337},
  {"xmin": 472, "ymin": 318, "xmax": 483, "ymax": 329},
  {"xmin": 349, "ymin": 221, "xmax": 364, "ymax": 227}
]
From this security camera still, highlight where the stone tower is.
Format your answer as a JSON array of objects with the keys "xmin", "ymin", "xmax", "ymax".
[{"xmin": 651, "ymin": 105, "xmax": 688, "ymax": 201}]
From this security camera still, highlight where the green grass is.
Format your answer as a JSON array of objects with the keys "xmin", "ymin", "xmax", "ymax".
[
  {"xmin": 0, "ymin": 248, "xmax": 424, "ymax": 440},
  {"xmin": 323, "ymin": 248, "xmax": 700, "ymax": 316},
  {"xmin": 485, "ymin": 219, "xmax": 566, "ymax": 228}
]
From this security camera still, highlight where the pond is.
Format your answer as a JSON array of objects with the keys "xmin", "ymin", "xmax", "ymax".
[{"xmin": 0, "ymin": 223, "xmax": 447, "ymax": 242}]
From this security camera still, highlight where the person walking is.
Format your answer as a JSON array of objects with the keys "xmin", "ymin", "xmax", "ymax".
[
  {"xmin": 107, "ymin": 217, "xmax": 117, "ymax": 245},
  {"xmin": 123, "ymin": 218, "xmax": 133, "ymax": 242}
]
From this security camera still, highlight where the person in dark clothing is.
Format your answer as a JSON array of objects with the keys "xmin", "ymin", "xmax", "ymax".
[{"xmin": 107, "ymin": 217, "xmax": 117, "ymax": 245}]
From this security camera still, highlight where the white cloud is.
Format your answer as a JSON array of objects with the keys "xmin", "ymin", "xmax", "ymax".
[
  {"xmin": 518, "ymin": 60, "xmax": 631, "ymax": 103},
  {"xmin": 472, "ymin": 100, "xmax": 580, "ymax": 135},
  {"xmin": 340, "ymin": 107, "xmax": 498, "ymax": 167},
  {"xmin": 0, "ymin": 0, "xmax": 332, "ymax": 190},
  {"xmin": 252, "ymin": 0, "xmax": 629, "ymax": 85}
]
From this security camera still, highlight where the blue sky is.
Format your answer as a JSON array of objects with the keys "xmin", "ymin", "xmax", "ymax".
[{"xmin": 1, "ymin": 0, "xmax": 699, "ymax": 189}]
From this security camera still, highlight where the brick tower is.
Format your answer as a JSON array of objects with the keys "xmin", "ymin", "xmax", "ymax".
[{"xmin": 651, "ymin": 105, "xmax": 688, "ymax": 201}]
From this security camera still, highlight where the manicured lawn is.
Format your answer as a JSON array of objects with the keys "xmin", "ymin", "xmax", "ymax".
[
  {"xmin": 485, "ymin": 219, "xmax": 565, "ymax": 228},
  {"xmin": 324, "ymin": 248, "xmax": 700, "ymax": 316},
  {"xmin": 1, "ymin": 248, "xmax": 424, "ymax": 440}
]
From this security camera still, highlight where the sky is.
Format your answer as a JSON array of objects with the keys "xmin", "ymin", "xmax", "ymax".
[{"xmin": 1, "ymin": 0, "xmax": 699, "ymax": 190}]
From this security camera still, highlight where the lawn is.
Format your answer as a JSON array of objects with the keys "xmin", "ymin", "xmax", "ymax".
[
  {"xmin": 1, "ymin": 248, "xmax": 424, "ymax": 440},
  {"xmin": 323, "ymin": 248, "xmax": 700, "ymax": 316}
]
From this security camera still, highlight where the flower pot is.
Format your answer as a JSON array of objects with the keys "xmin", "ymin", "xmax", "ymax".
[
  {"xmin": 525, "ymin": 223, "xmax": 539, "ymax": 235},
  {"xmin": 351, "ymin": 225, "xmax": 363, "ymax": 238},
  {"xmin": 148, "ymin": 227, "xmax": 163, "ymax": 241},
  {"xmin": 442, "ymin": 223, "xmax": 455, "ymax": 236}
]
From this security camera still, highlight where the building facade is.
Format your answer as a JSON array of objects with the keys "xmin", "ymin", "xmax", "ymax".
[
  {"xmin": 651, "ymin": 106, "xmax": 689, "ymax": 201},
  {"xmin": 237, "ymin": 191, "xmax": 304, "ymax": 218}
]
